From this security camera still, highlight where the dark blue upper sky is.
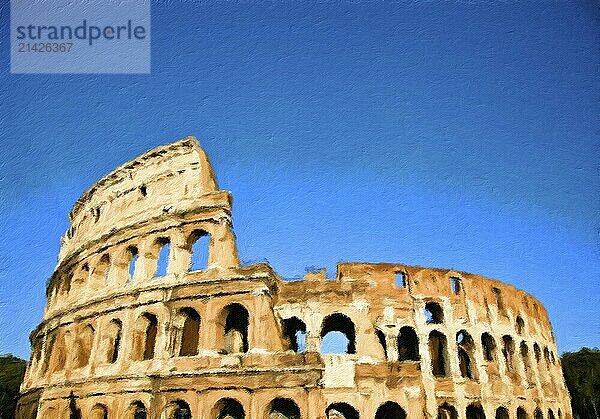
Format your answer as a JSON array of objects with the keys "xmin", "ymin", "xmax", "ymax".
[{"xmin": 0, "ymin": 1, "xmax": 598, "ymax": 358}]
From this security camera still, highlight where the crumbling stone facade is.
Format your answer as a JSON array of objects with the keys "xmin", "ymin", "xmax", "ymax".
[{"xmin": 17, "ymin": 137, "xmax": 571, "ymax": 419}]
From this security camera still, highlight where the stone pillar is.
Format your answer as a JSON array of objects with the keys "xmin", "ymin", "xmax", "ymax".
[
  {"xmin": 135, "ymin": 237, "xmax": 155, "ymax": 282},
  {"xmin": 209, "ymin": 219, "xmax": 240, "ymax": 269},
  {"xmin": 169, "ymin": 229, "xmax": 190, "ymax": 276}
]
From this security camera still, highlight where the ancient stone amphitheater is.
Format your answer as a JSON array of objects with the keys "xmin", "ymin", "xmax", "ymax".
[{"xmin": 17, "ymin": 137, "xmax": 571, "ymax": 419}]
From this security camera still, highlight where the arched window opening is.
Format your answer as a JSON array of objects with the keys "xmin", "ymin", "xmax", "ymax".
[
  {"xmin": 424, "ymin": 302, "xmax": 444, "ymax": 324},
  {"xmin": 395, "ymin": 272, "xmax": 407, "ymax": 288},
  {"xmin": 68, "ymin": 392, "xmax": 81, "ymax": 419},
  {"xmin": 127, "ymin": 246, "xmax": 138, "ymax": 282},
  {"xmin": 50, "ymin": 331, "xmax": 68, "ymax": 373},
  {"xmin": 543, "ymin": 347, "xmax": 551, "ymax": 369},
  {"xmin": 533, "ymin": 343, "xmax": 542, "ymax": 363},
  {"xmin": 282, "ymin": 317, "xmax": 307, "ymax": 353},
  {"xmin": 534, "ymin": 408, "xmax": 543, "ymax": 419},
  {"xmin": 268, "ymin": 398, "xmax": 300, "ymax": 419},
  {"xmin": 550, "ymin": 351, "xmax": 556, "ymax": 364},
  {"xmin": 502, "ymin": 335, "xmax": 515, "ymax": 372},
  {"xmin": 133, "ymin": 313, "xmax": 158, "ymax": 361},
  {"xmin": 320, "ymin": 313, "xmax": 356, "ymax": 354},
  {"xmin": 73, "ymin": 324, "xmax": 94, "ymax": 368},
  {"xmin": 493, "ymin": 287, "xmax": 505, "ymax": 314},
  {"xmin": 450, "ymin": 277, "xmax": 462, "ymax": 294},
  {"xmin": 41, "ymin": 333, "xmax": 56, "ymax": 374},
  {"xmin": 557, "ymin": 409, "xmax": 562, "ymax": 419},
  {"xmin": 155, "ymin": 238, "xmax": 170, "ymax": 277},
  {"xmin": 376, "ymin": 329, "xmax": 387, "ymax": 359},
  {"xmin": 460, "ymin": 350, "xmax": 476, "ymax": 377},
  {"xmin": 130, "ymin": 401, "xmax": 147, "ymax": 419},
  {"xmin": 213, "ymin": 398, "xmax": 245, "ymax": 419},
  {"xmin": 457, "ymin": 330, "xmax": 477, "ymax": 380},
  {"xmin": 188, "ymin": 229, "xmax": 210, "ymax": 271},
  {"xmin": 398, "ymin": 326, "xmax": 419, "ymax": 361},
  {"xmin": 325, "ymin": 403, "xmax": 359, "ymax": 419},
  {"xmin": 106, "ymin": 319, "xmax": 122, "ymax": 364},
  {"xmin": 520, "ymin": 341, "xmax": 534, "ymax": 383},
  {"xmin": 375, "ymin": 401, "xmax": 406, "ymax": 419},
  {"xmin": 97, "ymin": 254, "xmax": 111, "ymax": 285},
  {"xmin": 465, "ymin": 404, "xmax": 485, "ymax": 419},
  {"xmin": 73, "ymin": 263, "xmax": 89, "ymax": 288},
  {"xmin": 481, "ymin": 333, "xmax": 496, "ymax": 362},
  {"xmin": 516, "ymin": 316, "xmax": 525, "ymax": 335},
  {"xmin": 90, "ymin": 404, "xmax": 108, "ymax": 419},
  {"xmin": 222, "ymin": 303, "xmax": 249, "ymax": 353},
  {"xmin": 438, "ymin": 403, "xmax": 458, "ymax": 419},
  {"xmin": 179, "ymin": 308, "xmax": 201, "ymax": 356},
  {"xmin": 143, "ymin": 314, "xmax": 158, "ymax": 360},
  {"xmin": 496, "ymin": 407, "xmax": 509, "ymax": 419},
  {"xmin": 517, "ymin": 407, "xmax": 528, "ymax": 419},
  {"xmin": 429, "ymin": 330, "xmax": 448, "ymax": 377},
  {"xmin": 548, "ymin": 409, "xmax": 555, "ymax": 419},
  {"xmin": 167, "ymin": 400, "xmax": 192, "ymax": 419}
]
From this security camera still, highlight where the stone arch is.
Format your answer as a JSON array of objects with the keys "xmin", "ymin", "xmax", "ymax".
[
  {"xmin": 424, "ymin": 302, "xmax": 444, "ymax": 324},
  {"xmin": 533, "ymin": 342, "xmax": 542, "ymax": 364},
  {"xmin": 438, "ymin": 403, "xmax": 458, "ymax": 419},
  {"xmin": 543, "ymin": 347, "xmax": 551, "ymax": 370},
  {"xmin": 40, "ymin": 332, "xmax": 56, "ymax": 375},
  {"xmin": 105, "ymin": 319, "xmax": 122, "ymax": 364},
  {"xmin": 534, "ymin": 408, "xmax": 543, "ymax": 419},
  {"xmin": 517, "ymin": 407, "xmax": 528, "ymax": 419},
  {"xmin": 267, "ymin": 398, "xmax": 300, "ymax": 419},
  {"xmin": 457, "ymin": 330, "xmax": 477, "ymax": 380},
  {"xmin": 153, "ymin": 237, "xmax": 171, "ymax": 277},
  {"xmin": 429, "ymin": 330, "xmax": 448, "ymax": 377},
  {"xmin": 220, "ymin": 303, "xmax": 249, "ymax": 353},
  {"xmin": 481, "ymin": 332, "xmax": 497, "ymax": 362},
  {"xmin": 212, "ymin": 398, "xmax": 245, "ymax": 419},
  {"xmin": 128, "ymin": 401, "xmax": 147, "ymax": 419},
  {"xmin": 72, "ymin": 263, "xmax": 90, "ymax": 290},
  {"xmin": 73, "ymin": 323, "xmax": 95, "ymax": 368},
  {"xmin": 397, "ymin": 326, "xmax": 419, "ymax": 361},
  {"xmin": 94, "ymin": 253, "xmax": 111, "ymax": 286},
  {"xmin": 548, "ymin": 409, "xmax": 555, "ymax": 419},
  {"xmin": 325, "ymin": 402, "xmax": 359, "ymax": 419},
  {"xmin": 502, "ymin": 335, "xmax": 516, "ymax": 373},
  {"xmin": 466, "ymin": 403, "xmax": 486, "ymax": 419},
  {"xmin": 282, "ymin": 317, "xmax": 307, "ymax": 353},
  {"xmin": 320, "ymin": 313, "xmax": 356, "ymax": 354},
  {"xmin": 164, "ymin": 400, "xmax": 192, "ymax": 419},
  {"xmin": 177, "ymin": 307, "xmax": 201, "ymax": 356},
  {"xmin": 187, "ymin": 229, "xmax": 211, "ymax": 271},
  {"xmin": 520, "ymin": 341, "xmax": 534, "ymax": 384},
  {"xmin": 132, "ymin": 313, "xmax": 158, "ymax": 360},
  {"xmin": 375, "ymin": 401, "xmax": 406, "ymax": 419},
  {"xmin": 49, "ymin": 329, "xmax": 69, "ymax": 373},
  {"xmin": 90, "ymin": 403, "xmax": 108, "ymax": 419},
  {"xmin": 496, "ymin": 407, "xmax": 509, "ymax": 419}
]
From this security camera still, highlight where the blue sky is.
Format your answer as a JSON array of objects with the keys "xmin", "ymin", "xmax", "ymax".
[{"xmin": 0, "ymin": 1, "xmax": 598, "ymax": 359}]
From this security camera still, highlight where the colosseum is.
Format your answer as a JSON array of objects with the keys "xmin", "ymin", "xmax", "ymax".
[{"xmin": 16, "ymin": 137, "xmax": 571, "ymax": 419}]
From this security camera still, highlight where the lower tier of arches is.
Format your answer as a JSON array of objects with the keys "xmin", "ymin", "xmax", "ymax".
[{"xmin": 16, "ymin": 386, "xmax": 571, "ymax": 419}]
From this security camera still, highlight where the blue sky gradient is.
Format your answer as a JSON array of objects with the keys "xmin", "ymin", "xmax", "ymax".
[{"xmin": 0, "ymin": 1, "xmax": 598, "ymax": 358}]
